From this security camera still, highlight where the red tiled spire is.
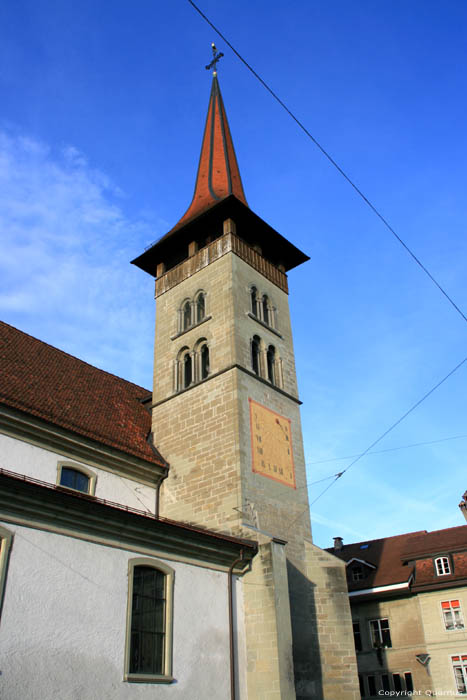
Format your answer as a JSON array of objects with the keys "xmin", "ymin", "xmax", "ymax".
[{"xmin": 174, "ymin": 75, "xmax": 247, "ymax": 229}]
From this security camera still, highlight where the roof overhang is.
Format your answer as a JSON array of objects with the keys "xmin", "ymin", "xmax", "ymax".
[{"xmin": 132, "ymin": 195, "xmax": 309, "ymax": 277}]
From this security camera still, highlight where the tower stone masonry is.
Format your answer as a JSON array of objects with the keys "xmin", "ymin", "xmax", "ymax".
[{"xmin": 133, "ymin": 73, "xmax": 360, "ymax": 700}]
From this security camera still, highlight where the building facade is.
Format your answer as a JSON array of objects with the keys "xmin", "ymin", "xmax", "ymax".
[
  {"xmin": 329, "ymin": 523, "xmax": 467, "ymax": 697},
  {"xmin": 0, "ymin": 69, "xmax": 360, "ymax": 699}
]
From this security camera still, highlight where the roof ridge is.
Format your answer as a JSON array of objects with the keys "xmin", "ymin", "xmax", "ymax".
[{"xmin": 0, "ymin": 320, "xmax": 151, "ymax": 395}]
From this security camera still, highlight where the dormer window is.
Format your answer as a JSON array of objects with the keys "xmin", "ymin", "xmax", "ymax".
[
  {"xmin": 435, "ymin": 556, "xmax": 451, "ymax": 576},
  {"xmin": 351, "ymin": 565, "xmax": 365, "ymax": 582}
]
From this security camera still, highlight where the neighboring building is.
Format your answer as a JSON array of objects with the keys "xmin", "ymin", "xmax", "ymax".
[
  {"xmin": 0, "ymin": 66, "xmax": 360, "ymax": 698},
  {"xmin": 329, "ymin": 523, "xmax": 467, "ymax": 697}
]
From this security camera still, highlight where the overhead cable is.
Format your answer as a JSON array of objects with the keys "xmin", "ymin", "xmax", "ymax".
[{"xmin": 187, "ymin": 0, "xmax": 467, "ymax": 325}]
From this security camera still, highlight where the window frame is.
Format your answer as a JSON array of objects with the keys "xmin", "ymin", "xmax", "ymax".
[
  {"xmin": 369, "ymin": 617, "xmax": 392, "ymax": 648},
  {"xmin": 451, "ymin": 654, "xmax": 467, "ymax": 695},
  {"xmin": 0, "ymin": 525, "xmax": 13, "ymax": 619},
  {"xmin": 435, "ymin": 556, "xmax": 451, "ymax": 576},
  {"xmin": 56, "ymin": 461, "xmax": 96, "ymax": 495},
  {"xmin": 441, "ymin": 599, "xmax": 465, "ymax": 631},
  {"xmin": 124, "ymin": 558, "xmax": 175, "ymax": 684}
]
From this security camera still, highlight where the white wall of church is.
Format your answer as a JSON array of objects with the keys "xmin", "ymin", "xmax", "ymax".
[
  {"xmin": 0, "ymin": 432, "xmax": 157, "ymax": 513},
  {"xmin": 0, "ymin": 521, "xmax": 234, "ymax": 700}
]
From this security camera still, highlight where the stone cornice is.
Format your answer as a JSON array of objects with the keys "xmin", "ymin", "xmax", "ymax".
[{"xmin": 0, "ymin": 470, "xmax": 257, "ymax": 574}]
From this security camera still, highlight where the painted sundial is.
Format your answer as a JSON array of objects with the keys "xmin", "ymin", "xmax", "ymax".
[{"xmin": 249, "ymin": 399, "xmax": 296, "ymax": 488}]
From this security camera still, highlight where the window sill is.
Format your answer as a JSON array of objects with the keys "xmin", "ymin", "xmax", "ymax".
[
  {"xmin": 171, "ymin": 315, "xmax": 212, "ymax": 341},
  {"xmin": 124, "ymin": 674, "xmax": 174, "ymax": 684},
  {"xmin": 247, "ymin": 312, "xmax": 282, "ymax": 338}
]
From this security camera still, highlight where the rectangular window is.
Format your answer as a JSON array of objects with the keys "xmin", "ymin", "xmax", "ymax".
[
  {"xmin": 442, "ymin": 600, "xmax": 465, "ymax": 630},
  {"xmin": 358, "ymin": 674, "xmax": 366, "ymax": 697},
  {"xmin": 353, "ymin": 621, "xmax": 362, "ymax": 651},
  {"xmin": 404, "ymin": 672, "xmax": 414, "ymax": 693},
  {"xmin": 452, "ymin": 655, "xmax": 467, "ymax": 695},
  {"xmin": 381, "ymin": 674, "xmax": 390, "ymax": 691},
  {"xmin": 393, "ymin": 673, "xmax": 402, "ymax": 692},
  {"xmin": 370, "ymin": 618, "xmax": 392, "ymax": 648},
  {"xmin": 367, "ymin": 675, "xmax": 376, "ymax": 696}
]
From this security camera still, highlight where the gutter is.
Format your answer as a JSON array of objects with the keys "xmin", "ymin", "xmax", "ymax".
[{"xmin": 228, "ymin": 549, "xmax": 244, "ymax": 700}]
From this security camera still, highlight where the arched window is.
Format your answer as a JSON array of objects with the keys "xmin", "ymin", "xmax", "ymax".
[
  {"xmin": 183, "ymin": 352, "xmax": 192, "ymax": 388},
  {"xmin": 56, "ymin": 463, "xmax": 96, "ymax": 494},
  {"xmin": 251, "ymin": 335, "xmax": 261, "ymax": 376},
  {"xmin": 125, "ymin": 558, "xmax": 174, "ymax": 682},
  {"xmin": 267, "ymin": 345, "xmax": 276, "ymax": 384},
  {"xmin": 200, "ymin": 343, "xmax": 210, "ymax": 380},
  {"xmin": 262, "ymin": 295, "xmax": 270, "ymax": 326},
  {"xmin": 251, "ymin": 286, "xmax": 258, "ymax": 317},
  {"xmin": 196, "ymin": 292, "xmax": 205, "ymax": 324},
  {"xmin": 182, "ymin": 301, "xmax": 192, "ymax": 331}
]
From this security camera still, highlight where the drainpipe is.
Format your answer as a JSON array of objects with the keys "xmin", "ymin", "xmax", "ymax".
[{"xmin": 228, "ymin": 549, "xmax": 244, "ymax": 700}]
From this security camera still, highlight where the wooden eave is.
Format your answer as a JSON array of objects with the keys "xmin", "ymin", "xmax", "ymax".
[{"xmin": 131, "ymin": 195, "xmax": 309, "ymax": 277}]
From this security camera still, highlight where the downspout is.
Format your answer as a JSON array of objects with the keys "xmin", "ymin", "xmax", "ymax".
[{"xmin": 228, "ymin": 549, "xmax": 244, "ymax": 700}]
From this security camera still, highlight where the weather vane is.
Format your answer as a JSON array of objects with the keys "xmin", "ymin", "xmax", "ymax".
[{"xmin": 205, "ymin": 43, "xmax": 224, "ymax": 75}]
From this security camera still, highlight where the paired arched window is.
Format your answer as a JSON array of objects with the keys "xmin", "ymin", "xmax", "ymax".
[
  {"xmin": 179, "ymin": 291, "xmax": 207, "ymax": 333},
  {"xmin": 249, "ymin": 286, "xmax": 276, "ymax": 329},
  {"xmin": 175, "ymin": 340, "xmax": 210, "ymax": 392},
  {"xmin": 250, "ymin": 336, "xmax": 282, "ymax": 388},
  {"xmin": 124, "ymin": 558, "xmax": 174, "ymax": 682}
]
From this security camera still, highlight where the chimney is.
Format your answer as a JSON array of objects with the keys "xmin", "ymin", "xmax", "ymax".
[
  {"xmin": 333, "ymin": 536, "xmax": 343, "ymax": 551},
  {"xmin": 459, "ymin": 491, "xmax": 467, "ymax": 522}
]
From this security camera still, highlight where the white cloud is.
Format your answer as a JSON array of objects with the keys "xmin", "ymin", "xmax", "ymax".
[{"xmin": 0, "ymin": 128, "xmax": 158, "ymax": 387}]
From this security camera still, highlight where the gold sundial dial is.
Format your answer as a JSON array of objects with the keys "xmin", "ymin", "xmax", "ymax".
[{"xmin": 249, "ymin": 399, "xmax": 296, "ymax": 488}]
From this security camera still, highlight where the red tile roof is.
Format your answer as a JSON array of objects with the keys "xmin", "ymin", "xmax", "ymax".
[
  {"xmin": 0, "ymin": 321, "xmax": 165, "ymax": 466},
  {"xmin": 328, "ymin": 525, "xmax": 467, "ymax": 593},
  {"xmin": 170, "ymin": 75, "xmax": 247, "ymax": 233},
  {"xmin": 401, "ymin": 525, "xmax": 467, "ymax": 560},
  {"xmin": 328, "ymin": 532, "xmax": 425, "ymax": 590}
]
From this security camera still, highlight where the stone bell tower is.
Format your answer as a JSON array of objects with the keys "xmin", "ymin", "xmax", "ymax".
[{"xmin": 132, "ymin": 59, "xmax": 359, "ymax": 700}]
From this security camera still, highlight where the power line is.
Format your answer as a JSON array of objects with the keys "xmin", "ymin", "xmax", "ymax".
[
  {"xmin": 309, "ymin": 355, "xmax": 467, "ymax": 507},
  {"xmin": 187, "ymin": 0, "xmax": 467, "ymax": 325},
  {"xmin": 307, "ymin": 433, "xmax": 467, "ymax": 467}
]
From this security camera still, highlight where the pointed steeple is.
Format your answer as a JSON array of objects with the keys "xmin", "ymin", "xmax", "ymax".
[{"xmin": 173, "ymin": 75, "xmax": 247, "ymax": 230}]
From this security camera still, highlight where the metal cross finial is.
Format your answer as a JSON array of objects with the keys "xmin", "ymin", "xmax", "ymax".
[{"xmin": 205, "ymin": 42, "xmax": 224, "ymax": 74}]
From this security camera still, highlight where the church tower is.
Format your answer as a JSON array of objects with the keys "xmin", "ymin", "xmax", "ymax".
[{"xmin": 133, "ymin": 61, "xmax": 359, "ymax": 700}]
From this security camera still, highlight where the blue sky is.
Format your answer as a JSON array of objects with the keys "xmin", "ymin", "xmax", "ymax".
[{"xmin": 1, "ymin": 0, "xmax": 466, "ymax": 548}]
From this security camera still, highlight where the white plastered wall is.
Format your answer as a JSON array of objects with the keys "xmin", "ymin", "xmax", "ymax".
[
  {"xmin": 0, "ymin": 432, "xmax": 156, "ymax": 513},
  {"xmin": 0, "ymin": 521, "xmax": 235, "ymax": 700}
]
